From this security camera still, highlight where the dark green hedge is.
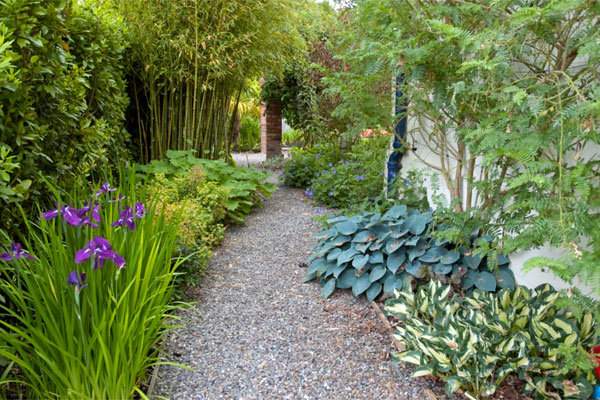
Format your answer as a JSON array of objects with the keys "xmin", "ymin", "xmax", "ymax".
[{"xmin": 0, "ymin": 0, "xmax": 130, "ymax": 236}]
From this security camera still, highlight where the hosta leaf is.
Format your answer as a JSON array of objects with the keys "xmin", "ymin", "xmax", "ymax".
[
  {"xmin": 333, "ymin": 264, "xmax": 346, "ymax": 278},
  {"xmin": 314, "ymin": 228, "xmax": 336, "ymax": 240},
  {"xmin": 321, "ymin": 279, "xmax": 336, "ymax": 298},
  {"xmin": 393, "ymin": 350, "xmax": 423, "ymax": 365},
  {"xmin": 474, "ymin": 271, "xmax": 496, "ymax": 291},
  {"xmin": 412, "ymin": 364, "xmax": 434, "ymax": 377},
  {"xmin": 337, "ymin": 248, "xmax": 359, "ymax": 265},
  {"xmin": 440, "ymin": 250, "xmax": 460, "ymax": 265},
  {"xmin": 336, "ymin": 269, "xmax": 356, "ymax": 289},
  {"xmin": 369, "ymin": 251, "xmax": 384, "ymax": 264},
  {"xmin": 353, "ymin": 230, "xmax": 377, "ymax": 243},
  {"xmin": 402, "ymin": 214, "xmax": 426, "ymax": 235},
  {"xmin": 497, "ymin": 253, "xmax": 510, "ymax": 266},
  {"xmin": 433, "ymin": 263, "xmax": 452, "ymax": 275},
  {"xmin": 463, "ymin": 253, "xmax": 483, "ymax": 269},
  {"xmin": 419, "ymin": 248, "xmax": 442, "ymax": 263},
  {"xmin": 445, "ymin": 376, "xmax": 463, "ymax": 396},
  {"xmin": 387, "ymin": 251, "xmax": 406, "ymax": 274},
  {"xmin": 405, "ymin": 261, "xmax": 426, "ymax": 278},
  {"xmin": 303, "ymin": 270, "xmax": 316, "ymax": 282},
  {"xmin": 408, "ymin": 247, "xmax": 426, "ymax": 261},
  {"xmin": 335, "ymin": 220, "xmax": 358, "ymax": 235},
  {"xmin": 333, "ymin": 235, "xmax": 352, "ymax": 247},
  {"xmin": 386, "ymin": 239, "xmax": 405, "ymax": 254},
  {"xmin": 355, "ymin": 242, "xmax": 370, "ymax": 253},
  {"xmin": 366, "ymin": 282, "xmax": 382, "ymax": 302},
  {"xmin": 307, "ymin": 258, "xmax": 325, "ymax": 275},
  {"xmin": 370, "ymin": 265, "xmax": 386, "ymax": 282},
  {"xmin": 326, "ymin": 248, "xmax": 342, "ymax": 262},
  {"xmin": 327, "ymin": 216, "xmax": 348, "ymax": 224},
  {"xmin": 404, "ymin": 236, "xmax": 420, "ymax": 246},
  {"xmin": 495, "ymin": 267, "xmax": 515, "ymax": 289},
  {"xmin": 383, "ymin": 275, "xmax": 399, "ymax": 293},
  {"xmin": 352, "ymin": 274, "xmax": 371, "ymax": 296},
  {"xmin": 352, "ymin": 254, "xmax": 369, "ymax": 269}
]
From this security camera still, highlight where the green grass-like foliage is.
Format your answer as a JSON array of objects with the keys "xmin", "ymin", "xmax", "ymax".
[
  {"xmin": 385, "ymin": 281, "xmax": 598, "ymax": 400},
  {"xmin": 139, "ymin": 150, "xmax": 277, "ymax": 223},
  {"xmin": 0, "ymin": 168, "xmax": 183, "ymax": 399},
  {"xmin": 305, "ymin": 206, "xmax": 515, "ymax": 302}
]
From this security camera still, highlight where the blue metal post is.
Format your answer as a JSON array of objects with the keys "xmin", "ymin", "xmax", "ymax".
[{"xmin": 387, "ymin": 73, "xmax": 406, "ymax": 194}]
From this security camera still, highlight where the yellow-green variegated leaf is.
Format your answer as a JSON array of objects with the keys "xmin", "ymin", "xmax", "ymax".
[
  {"xmin": 484, "ymin": 354, "xmax": 500, "ymax": 364},
  {"xmin": 428, "ymin": 347, "xmax": 451, "ymax": 366},
  {"xmin": 563, "ymin": 332, "xmax": 577, "ymax": 346},
  {"xmin": 394, "ymin": 350, "xmax": 424, "ymax": 365},
  {"xmin": 385, "ymin": 302, "xmax": 411, "ymax": 317},
  {"xmin": 445, "ymin": 376, "xmax": 463, "ymax": 396},
  {"xmin": 553, "ymin": 318, "xmax": 574, "ymax": 335},
  {"xmin": 412, "ymin": 364, "xmax": 434, "ymax": 377},
  {"xmin": 539, "ymin": 361, "xmax": 557, "ymax": 370},
  {"xmin": 538, "ymin": 321, "xmax": 561, "ymax": 340},
  {"xmin": 418, "ymin": 297, "xmax": 429, "ymax": 314},
  {"xmin": 580, "ymin": 313, "xmax": 593, "ymax": 338}
]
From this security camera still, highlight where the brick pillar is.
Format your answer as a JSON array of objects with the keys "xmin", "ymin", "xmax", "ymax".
[{"xmin": 261, "ymin": 101, "xmax": 282, "ymax": 159}]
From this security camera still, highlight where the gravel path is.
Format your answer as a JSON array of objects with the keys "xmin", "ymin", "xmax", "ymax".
[{"xmin": 154, "ymin": 161, "xmax": 448, "ymax": 399}]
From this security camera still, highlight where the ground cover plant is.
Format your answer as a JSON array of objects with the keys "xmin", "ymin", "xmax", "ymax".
[
  {"xmin": 0, "ymin": 168, "xmax": 183, "ymax": 399},
  {"xmin": 385, "ymin": 281, "xmax": 598, "ymax": 399},
  {"xmin": 305, "ymin": 205, "xmax": 515, "ymax": 302}
]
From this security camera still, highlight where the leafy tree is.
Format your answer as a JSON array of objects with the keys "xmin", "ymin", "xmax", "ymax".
[{"xmin": 328, "ymin": 0, "xmax": 600, "ymax": 292}]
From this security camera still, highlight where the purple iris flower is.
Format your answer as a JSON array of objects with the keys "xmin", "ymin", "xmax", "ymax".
[
  {"xmin": 108, "ymin": 193, "xmax": 125, "ymax": 203},
  {"xmin": 42, "ymin": 208, "xmax": 59, "ymax": 220},
  {"xmin": 80, "ymin": 216, "xmax": 99, "ymax": 229},
  {"xmin": 134, "ymin": 202, "xmax": 147, "ymax": 219},
  {"xmin": 357, "ymin": 175, "xmax": 364, "ymax": 180},
  {"xmin": 75, "ymin": 236, "xmax": 125, "ymax": 269},
  {"xmin": 67, "ymin": 270, "xmax": 88, "ymax": 293},
  {"xmin": 0, "ymin": 242, "xmax": 37, "ymax": 261},
  {"xmin": 111, "ymin": 207, "xmax": 136, "ymax": 231},
  {"xmin": 61, "ymin": 205, "xmax": 83, "ymax": 226},
  {"xmin": 95, "ymin": 182, "xmax": 117, "ymax": 197}
]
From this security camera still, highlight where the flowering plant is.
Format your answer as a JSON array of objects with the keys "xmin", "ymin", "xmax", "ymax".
[{"xmin": 0, "ymin": 168, "xmax": 183, "ymax": 399}]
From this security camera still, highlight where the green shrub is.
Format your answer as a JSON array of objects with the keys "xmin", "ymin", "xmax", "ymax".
[
  {"xmin": 238, "ymin": 115, "xmax": 261, "ymax": 151},
  {"xmin": 0, "ymin": 168, "xmax": 182, "ymax": 399},
  {"xmin": 308, "ymin": 159, "xmax": 382, "ymax": 208},
  {"xmin": 305, "ymin": 206, "xmax": 515, "ymax": 302},
  {"xmin": 282, "ymin": 128, "xmax": 303, "ymax": 146},
  {"xmin": 385, "ymin": 281, "xmax": 598, "ymax": 400},
  {"xmin": 139, "ymin": 150, "xmax": 277, "ymax": 223},
  {"xmin": 147, "ymin": 171, "xmax": 227, "ymax": 284},
  {"xmin": 0, "ymin": 0, "xmax": 130, "ymax": 236},
  {"xmin": 282, "ymin": 143, "xmax": 340, "ymax": 188}
]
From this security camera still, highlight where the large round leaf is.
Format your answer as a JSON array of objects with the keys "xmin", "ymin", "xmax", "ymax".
[
  {"xmin": 352, "ymin": 254, "xmax": 369, "ymax": 269},
  {"xmin": 387, "ymin": 251, "xmax": 406, "ymax": 274},
  {"xmin": 383, "ymin": 204, "xmax": 407, "ymax": 220},
  {"xmin": 314, "ymin": 228, "xmax": 336, "ymax": 240},
  {"xmin": 352, "ymin": 274, "xmax": 371, "ymax": 296},
  {"xmin": 383, "ymin": 275, "xmax": 400, "ymax": 293},
  {"xmin": 463, "ymin": 253, "xmax": 483, "ymax": 269},
  {"xmin": 333, "ymin": 264, "xmax": 346, "ymax": 278},
  {"xmin": 352, "ymin": 230, "xmax": 377, "ymax": 243},
  {"xmin": 474, "ymin": 271, "xmax": 497, "ymax": 291},
  {"xmin": 366, "ymin": 282, "xmax": 383, "ymax": 302},
  {"xmin": 307, "ymin": 258, "xmax": 325, "ymax": 275},
  {"xmin": 337, "ymin": 248, "xmax": 359, "ymax": 265},
  {"xmin": 433, "ymin": 263, "xmax": 452, "ymax": 275},
  {"xmin": 440, "ymin": 250, "xmax": 460, "ymax": 265},
  {"xmin": 335, "ymin": 220, "xmax": 358, "ymax": 235},
  {"xmin": 404, "ymin": 236, "xmax": 420, "ymax": 246},
  {"xmin": 336, "ymin": 269, "xmax": 356, "ymax": 289},
  {"xmin": 402, "ymin": 214, "xmax": 427, "ymax": 235},
  {"xmin": 370, "ymin": 265, "xmax": 386, "ymax": 282},
  {"xmin": 405, "ymin": 261, "xmax": 427, "ymax": 278},
  {"xmin": 321, "ymin": 278, "xmax": 336, "ymax": 298},
  {"xmin": 326, "ymin": 248, "xmax": 342, "ymax": 262},
  {"xmin": 495, "ymin": 267, "xmax": 515, "ymax": 289},
  {"xmin": 386, "ymin": 239, "xmax": 405, "ymax": 254},
  {"xmin": 355, "ymin": 242, "xmax": 370, "ymax": 253},
  {"xmin": 497, "ymin": 254, "xmax": 510, "ymax": 266},
  {"xmin": 370, "ymin": 251, "xmax": 384, "ymax": 264},
  {"xmin": 419, "ymin": 248, "xmax": 442, "ymax": 263},
  {"xmin": 333, "ymin": 235, "xmax": 352, "ymax": 247}
]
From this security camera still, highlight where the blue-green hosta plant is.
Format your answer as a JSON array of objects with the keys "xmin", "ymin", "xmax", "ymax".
[
  {"xmin": 384, "ymin": 281, "xmax": 597, "ymax": 399},
  {"xmin": 305, "ymin": 206, "xmax": 514, "ymax": 301}
]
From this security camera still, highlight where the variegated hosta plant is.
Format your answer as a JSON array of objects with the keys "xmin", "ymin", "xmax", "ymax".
[
  {"xmin": 384, "ymin": 281, "xmax": 597, "ymax": 399},
  {"xmin": 305, "ymin": 205, "xmax": 515, "ymax": 302}
]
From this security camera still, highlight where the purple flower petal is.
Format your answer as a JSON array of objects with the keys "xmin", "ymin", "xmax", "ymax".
[
  {"xmin": 41, "ymin": 209, "xmax": 59, "ymax": 220},
  {"xmin": 67, "ymin": 270, "xmax": 88, "ymax": 292},
  {"xmin": 0, "ymin": 252, "xmax": 12, "ymax": 261},
  {"xmin": 61, "ymin": 206, "xmax": 82, "ymax": 226}
]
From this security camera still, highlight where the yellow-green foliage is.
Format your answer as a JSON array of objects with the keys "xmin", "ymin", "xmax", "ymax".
[{"xmin": 147, "ymin": 169, "xmax": 228, "ymax": 282}]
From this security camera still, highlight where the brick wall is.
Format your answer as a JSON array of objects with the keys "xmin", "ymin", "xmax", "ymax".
[{"xmin": 260, "ymin": 101, "xmax": 282, "ymax": 159}]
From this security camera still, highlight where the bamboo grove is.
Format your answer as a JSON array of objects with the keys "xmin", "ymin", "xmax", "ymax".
[{"xmin": 115, "ymin": 0, "xmax": 308, "ymax": 162}]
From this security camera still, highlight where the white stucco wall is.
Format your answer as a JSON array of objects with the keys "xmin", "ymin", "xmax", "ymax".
[{"xmin": 391, "ymin": 121, "xmax": 599, "ymax": 298}]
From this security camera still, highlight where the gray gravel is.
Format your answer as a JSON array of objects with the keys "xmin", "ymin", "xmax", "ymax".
[{"xmin": 153, "ymin": 165, "xmax": 448, "ymax": 400}]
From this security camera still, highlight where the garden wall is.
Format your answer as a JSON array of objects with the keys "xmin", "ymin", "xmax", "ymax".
[{"xmin": 396, "ymin": 123, "xmax": 599, "ymax": 297}]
